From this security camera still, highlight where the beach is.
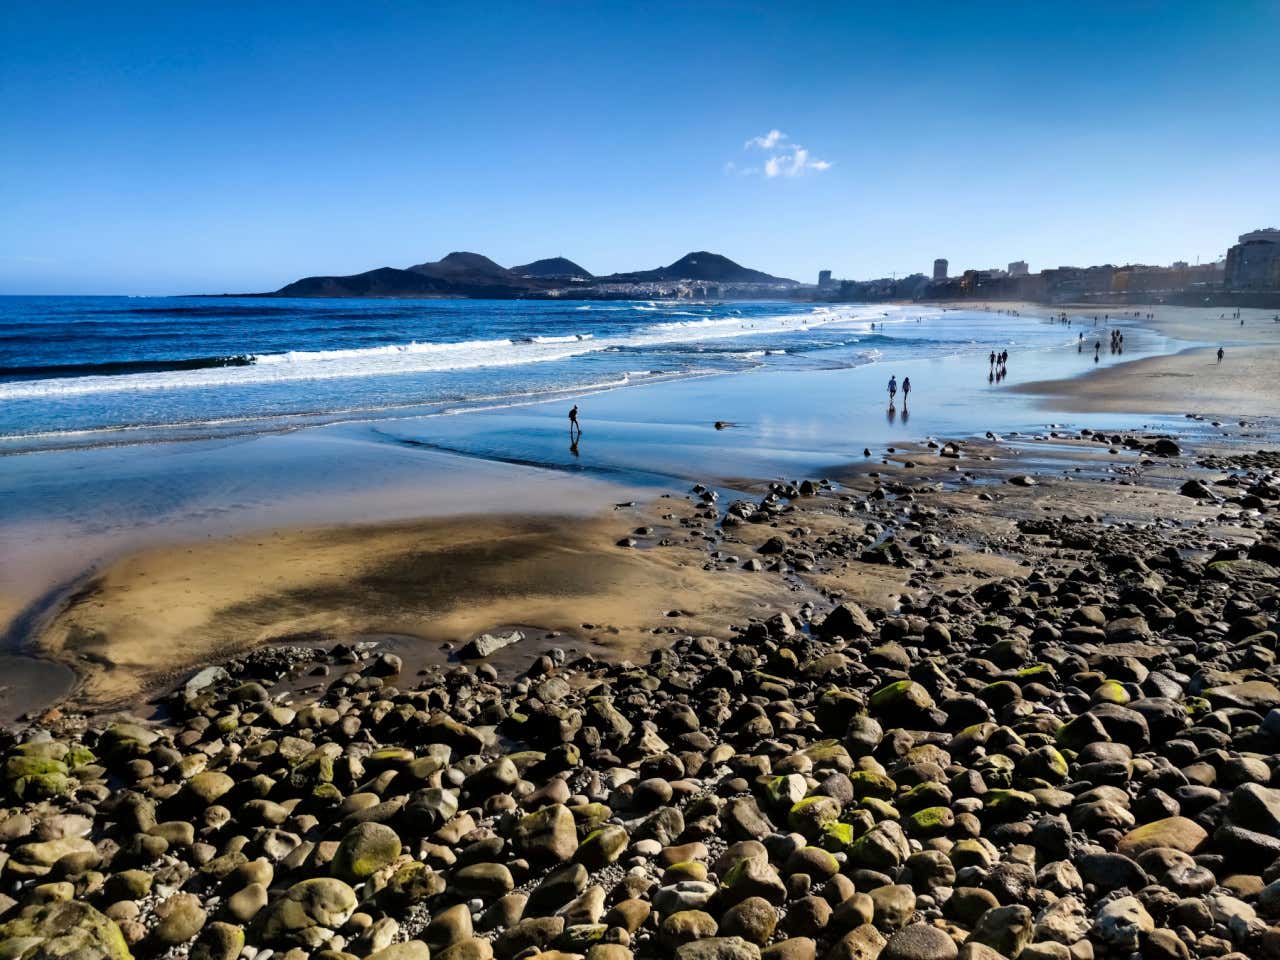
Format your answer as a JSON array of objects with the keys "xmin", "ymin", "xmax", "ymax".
[
  {"xmin": 2, "ymin": 300, "xmax": 1280, "ymax": 959},
  {"xmin": 2, "ymin": 301, "xmax": 1277, "ymax": 719}
]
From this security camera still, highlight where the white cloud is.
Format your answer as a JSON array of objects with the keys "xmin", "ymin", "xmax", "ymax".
[
  {"xmin": 736, "ymin": 129, "xmax": 831, "ymax": 179},
  {"xmin": 746, "ymin": 128, "xmax": 787, "ymax": 150}
]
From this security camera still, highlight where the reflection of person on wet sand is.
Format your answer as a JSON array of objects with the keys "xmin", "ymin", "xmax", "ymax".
[
  {"xmin": 886, "ymin": 404, "xmax": 897, "ymax": 424},
  {"xmin": 569, "ymin": 437, "xmax": 579, "ymax": 457},
  {"xmin": 568, "ymin": 404, "xmax": 581, "ymax": 440}
]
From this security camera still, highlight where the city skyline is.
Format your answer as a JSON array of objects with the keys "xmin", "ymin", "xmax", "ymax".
[{"xmin": 2, "ymin": 1, "xmax": 1277, "ymax": 295}]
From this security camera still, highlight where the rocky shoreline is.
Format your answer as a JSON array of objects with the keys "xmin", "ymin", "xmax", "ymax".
[{"xmin": 2, "ymin": 433, "xmax": 1280, "ymax": 960}]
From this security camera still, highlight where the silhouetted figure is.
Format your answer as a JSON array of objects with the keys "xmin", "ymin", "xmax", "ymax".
[
  {"xmin": 568, "ymin": 404, "xmax": 581, "ymax": 440},
  {"xmin": 1217, "ymin": 347, "xmax": 1224, "ymax": 363},
  {"xmin": 989, "ymin": 351, "xmax": 996, "ymax": 367},
  {"xmin": 902, "ymin": 376, "xmax": 911, "ymax": 409}
]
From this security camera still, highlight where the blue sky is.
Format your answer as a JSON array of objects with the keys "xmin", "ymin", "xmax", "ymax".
[{"xmin": 2, "ymin": 1, "xmax": 1277, "ymax": 294}]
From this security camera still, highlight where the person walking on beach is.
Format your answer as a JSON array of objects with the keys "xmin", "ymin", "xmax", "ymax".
[
  {"xmin": 568, "ymin": 404, "xmax": 581, "ymax": 439},
  {"xmin": 902, "ymin": 376, "xmax": 911, "ymax": 409},
  {"xmin": 1217, "ymin": 347, "xmax": 1224, "ymax": 363},
  {"xmin": 887, "ymin": 375, "xmax": 897, "ymax": 405},
  {"xmin": 989, "ymin": 350, "xmax": 996, "ymax": 368}
]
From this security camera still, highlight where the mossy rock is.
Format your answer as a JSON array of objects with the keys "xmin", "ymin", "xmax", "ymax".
[
  {"xmin": 821, "ymin": 821, "xmax": 856, "ymax": 852},
  {"xmin": 10, "ymin": 771, "xmax": 74, "ymax": 801},
  {"xmin": 815, "ymin": 689, "xmax": 866, "ymax": 734},
  {"xmin": 1021, "ymin": 745, "xmax": 1070, "ymax": 784},
  {"xmin": 765, "ymin": 775, "xmax": 807, "ymax": 810},
  {"xmin": 1184, "ymin": 697, "xmax": 1211, "ymax": 718},
  {"xmin": 11, "ymin": 741, "xmax": 67, "ymax": 760},
  {"xmin": 787, "ymin": 796, "xmax": 842, "ymax": 838},
  {"xmin": 665, "ymin": 861, "xmax": 708, "ymax": 883},
  {"xmin": 65, "ymin": 745, "xmax": 97, "ymax": 768},
  {"xmin": 0, "ymin": 899, "xmax": 132, "ymax": 959},
  {"xmin": 1093, "ymin": 680, "xmax": 1130, "ymax": 705},
  {"xmin": 6, "ymin": 755, "xmax": 69, "ymax": 781},
  {"xmin": 371, "ymin": 860, "xmax": 445, "ymax": 910},
  {"xmin": 983, "ymin": 789, "xmax": 1038, "ymax": 821},
  {"xmin": 899, "ymin": 781, "xmax": 951, "ymax": 813},
  {"xmin": 857, "ymin": 797, "xmax": 900, "ymax": 822},
  {"xmin": 906, "ymin": 806, "xmax": 955, "ymax": 837},
  {"xmin": 570, "ymin": 802, "xmax": 612, "ymax": 825},
  {"xmin": 973, "ymin": 753, "xmax": 1015, "ymax": 789},
  {"xmin": 847, "ymin": 770, "xmax": 896, "ymax": 801},
  {"xmin": 801, "ymin": 740, "xmax": 853, "ymax": 774},
  {"xmin": 331, "ymin": 822, "xmax": 402, "ymax": 884},
  {"xmin": 846, "ymin": 821, "xmax": 910, "ymax": 871},
  {"xmin": 250, "ymin": 877, "xmax": 358, "ymax": 946},
  {"xmin": 98, "ymin": 723, "xmax": 159, "ymax": 762},
  {"xmin": 868, "ymin": 680, "xmax": 935, "ymax": 714},
  {"xmin": 561, "ymin": 924, "xmax": 609, "ymax": 951},
  {"xmin": 1015, "ymin": 664, "xmax": 1058, "ymax": 682},
  {"xmin": 575, "ymin": 825, "xmax": 629, "ymax": 868}
]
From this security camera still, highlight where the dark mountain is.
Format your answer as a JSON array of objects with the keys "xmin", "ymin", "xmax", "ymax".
[
  {"xmin": 267, "ymin": 250, "xmax": 791, "ymax": 298},
  {"xmin": 600, "ymin": 251, "xmax": 795, "ymax": 285},
  {"xmin": 407, "ymin": 251, "xmax": 516, "ymax": 283},
  {"xmin": 275, "ymin": 267, "xmax": 457, "ymax": 298},
  {"xmin": 511, "ymin": 257, "xmax": 593, "ymax": 280}
]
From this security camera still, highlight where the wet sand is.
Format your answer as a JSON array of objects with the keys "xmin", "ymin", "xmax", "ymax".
[
  {"xmin": 34, "ymin": 506, "xmax": 804, "ymax": 712},
  {"xmin": 1011, "ymin": 343, "xmax": 1280, "ymax": 417}
]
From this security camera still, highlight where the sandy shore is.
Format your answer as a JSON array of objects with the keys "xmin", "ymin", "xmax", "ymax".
[
  {"xmin": 1008, "ymin": 303, "xmax": 1280, "ymax": 418},
  {"xmin": 1011, "ymin": 343, "xmax": 1280, "ymax": 417}
]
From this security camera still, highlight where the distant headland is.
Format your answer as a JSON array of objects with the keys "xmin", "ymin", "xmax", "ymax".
[{"xmin": 245, "ymin": 251, "xmax": 800, "ymax": 300}]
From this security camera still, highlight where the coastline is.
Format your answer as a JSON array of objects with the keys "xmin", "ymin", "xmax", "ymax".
[
  {"xmin": 4, "ymin": 299, "xmax": 1280, "ymax": 960},
  {"xmin": 3, "ymin": 301, "xmax": 1278, "ymax": 722}
]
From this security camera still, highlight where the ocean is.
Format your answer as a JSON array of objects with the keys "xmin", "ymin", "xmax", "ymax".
[{"xmin": 0, "ymin": 296, "xmax": 1095, "ymax": 455}]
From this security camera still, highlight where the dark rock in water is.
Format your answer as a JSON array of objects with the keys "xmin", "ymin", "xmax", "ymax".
[
  {"xmin": 1179, "ymin": 478, "xmax": 1220, "ymax": 500},
  {"xmin": 758, "ymin": 536, "xmax": 787, "ymax": 555},
  {"xmin": 1150, "ymin": 438, "xmax": 1182, "ymax": 456},
  {"xmin": 462, "ymin": 630, "xmax": 524, "ymax": 659},
  {"xmin": 819, "ymin": 603, "xmax": 875, "ymax": 639},
  {"xmin": 1008, "ymin": 475, "xmax": 1037, "ymax": 486}
]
